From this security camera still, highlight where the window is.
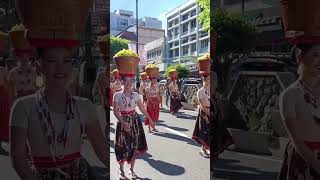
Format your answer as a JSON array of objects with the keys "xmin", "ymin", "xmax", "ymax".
[
  {"xmin": 174, "ymin": 41, "xmax": 179, "ymax": 46},
  {"xmin": 200, "ymin": 39, "xmax": 209, "ymax": 49},
  {"xmin": 183, "ymin": 23, "xmax": 188, "ymax": 33},
  {"xmin": 175, "ymin": 28, "xmax": 179, "ymax": 36},
  {"xmin": 182, "ymin": 46, "xmax": 189, "ymax": 55},
  {"xmin": 191, "ymin": 19, "xmax": 196, "ymax": 29},
  {"xmin": 118, "ymin": 18, "xmax": 128, "ymax": 27},
  {"xmin": 157, "ymin": 50, "xmax": 161, "ymax": 56},
  {"xmin": 174, "ymin": 19, "xmax": 179, "ymax": 25},
  {"xmin": 168, "ymin": 22, "xmax": 173, "ymax": 28},
  {"xmin": 191, "ymin": 43, "xmax": 196, "ymax": 52},
  {"xmin": 182, "ymin": 14, "xmax": 188, "ymax": 21},
  {"xmin": 169, "ymin": 50, "xmax": 173, "ymax": 58},
  {"xmin": 201, "ymin": 31, "xmax": 208, "ymax": 37},
  {"xmin": 190, "ymin": 36, "xmax": 196, "ymax": 41},
  {"xmin": 147, "ymin": 53, "xmax": 151, "ymax": 59},
  {"xmin": 169, "ymin": 43, "xmax": 173, "ymax": 48},
  {"xmin": 182, "ymin": 38, "xmax": 188, "ymax": 44},
  {"xmin": 191, "ymin": 10, "xmax": 196, "ymax": 17},
  {"xmin": 175, "ymin": 49, "xmax": 179, "ymax": 57}
]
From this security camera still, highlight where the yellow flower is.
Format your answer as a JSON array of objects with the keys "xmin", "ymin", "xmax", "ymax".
[
  {"xmin": 10, "ymin": 24, "xmax": 26, "ymax": 32},
  {"xmin": 114, "ymin": 49, "xmax": 139, "ymax": 58},
  {"xmin": 198, "ymin": 54, "xmax": 210, "ymax": 61},
  {"xmin": 146, "ymin": 64, "xmax": 158, "ymax": 69},
  {"xmin": 168, "ymin": 69, "xmax": 177, "ymax": 73},
  {"xmin": 97, "ymin": 35, "xmax": 109, "ymax": 42}
]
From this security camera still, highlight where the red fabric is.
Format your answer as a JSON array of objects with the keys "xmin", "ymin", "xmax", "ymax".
[
  {"xmin": 119, "ymin": 74, "xmax": 135, "ymax": 77},
  {"xmin": 13, "ymin": 48, "xmax": 34, "ymax": 54},
  {"xmin": 304, "ymin": 141, "xmax": 320, "ymax": 151},
  {"xmin": 29, "ymin": 39, "xmax": 80, "ymax": 48},
  {"xmin": 145, "ymin": 97, "xmax": 160, "ymax": 125},
  {"xmin": 0, "ymin": 87, "xmax": 10, "ymax": 142},
  {"xmin": 287, "ymin": 36, "xmax": 320, "ymax": 45},
  {"xmin": 32, "ymin": 152, "xmax": 81, "ymax": 168}
]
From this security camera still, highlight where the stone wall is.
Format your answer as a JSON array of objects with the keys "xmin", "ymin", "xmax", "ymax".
[
  {"xmin": 182, "ymin": 84, "xmax": 202, "ymax": 104},
  {"xmin": 229, "ymin": 74, "xmax": 283, "ymax": 134}
]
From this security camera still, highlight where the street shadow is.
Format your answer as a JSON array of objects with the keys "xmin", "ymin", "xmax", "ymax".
[
  {"xmin": 139, "ymin": 152, "xmax": 186, "ymax": 176},
  {"xmin": 90, "ymin": 166, "xmax": 109, "ymax": 180},
  {"xmin": 0, "ymin": 147, "xmax": 9, "ymax": 156},
  {"xmin": 176, "ymin": 112, "xmax": 197, "ymax": 120},
  {"xmin": 152, "ymin": 132, "xmax": 200, "ymax": 147},
  {"xmin": 213, "ymin": 158, "xmax": 279, "ymax": 180},
  {"xmin": 156, "ymin": 120, "xmax": 189, "ymax": 132},
  {"xmin": 110, "ymin": 140, "xmax": 115, "ymax": 149},
  {"xmin": 110, "ymin": 126, "xmax": 115, "ymax": 134},
  {"xmin": 160, "ymin": 108, "xmax": 171, "ymax": 114}
]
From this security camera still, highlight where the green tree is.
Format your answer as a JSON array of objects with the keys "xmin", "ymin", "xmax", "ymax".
[
  {"xmin": 110, "ymin": 36, "xmax": 130, "ymax": 70},
  {"xmin": 197, "ymin": 0, "xmax": 210, "ymax": 32},
  {"xmin": 165, "ymin": 64, "xmax": 191, "ymax": 79},
  {"xmin": 212, "ymin": 9, "xmax": 258, "ymax": 95}
]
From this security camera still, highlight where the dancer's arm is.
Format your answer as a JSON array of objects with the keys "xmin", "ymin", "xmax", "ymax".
[
  {"xmin": 10, "ymin": 101, "xmax": 35, "ymax": 180},
  {"xmin": 137, "ymin": 100, "xmax": 154, "ymax": 126},
  {"xmin": 113, "ymin": 95, "xmax": 130, "ymax": 132},
  {"xmin": 280, "ymin": 89, "xmax": 320, "ymax": 173},
  {"xmin": 85, "ymin": 100, "xmax": 110, "ymax": 168}
]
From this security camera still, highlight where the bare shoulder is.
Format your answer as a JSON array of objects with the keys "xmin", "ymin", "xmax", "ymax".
[
  {"xmin": 280, "ymin": 81, "xmax": 301, "ymax": 103},
  {"xmin": 11, "ymin": 94, "xmax": 36, "ymax": 111}
]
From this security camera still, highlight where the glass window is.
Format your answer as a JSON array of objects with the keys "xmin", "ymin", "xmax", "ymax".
[
  {"xmin": 183, "ymin": 23, "xmax": 188, "ymax": 33},
  {"xmin": 175, "ymin": 41, "xmax": 179, "ymax": 46},
  {"xmin": 175, "ymin": 49, "xmax": 179, "ymax": 57},
  {"xmin": 191, "ymin": 19, "xmax": 196, "ymax": 29},
  {"xmin": 200, "ymin": 39, "xmax": 209, "ymax": 49},
  {"xmin": 182, "ymin": 14, "xmax": 188, "ymax": 21},
  {"xmin": 191, "ymin": 10, "xmax": 196, "ymax": 17},
  {"xmin": 191, "ymin": 43, "xmax": 196, "ymax": 52},
  {"xmin": 182, "ymin": 46, "xmax": 189, "ymax": 55}
]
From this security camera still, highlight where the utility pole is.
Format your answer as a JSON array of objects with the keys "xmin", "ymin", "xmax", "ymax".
[
  {"xmin": 242, "ymin": 0, "xmax": 245, "ymax": 14},
  {"xmin": 136, "ymin": 0, "xmax": 140, "ymax": 88}
]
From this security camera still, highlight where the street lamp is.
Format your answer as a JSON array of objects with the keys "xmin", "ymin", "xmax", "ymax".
[{"xmin": 135, "ymin": 0, "xmax": 140, "ymax": 88}]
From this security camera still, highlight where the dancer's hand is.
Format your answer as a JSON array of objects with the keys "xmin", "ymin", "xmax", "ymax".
[{"xmin": 121, "ymin": 122, "xmax": 130, "ymax": 132}]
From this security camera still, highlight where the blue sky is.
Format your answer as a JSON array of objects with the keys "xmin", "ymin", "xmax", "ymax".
[{"xmin": 110, "ymin": 0, "xmax": 188, "ymax": 28}]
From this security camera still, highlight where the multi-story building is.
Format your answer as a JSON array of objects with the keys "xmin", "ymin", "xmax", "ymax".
[
  {"xmin": 145, "ymin": 37, "xmax": 167, "ymax": 76},
  {"xmin": 222, "ymin": 0, "xmax": 289, "ymax": 52},
  {"xmin": 165, "ymin": 0, "xmax": 210, "ymax": 71},
  {"xmin": 110, "ymin": 9, "xmax": 162, "ymax": 36}
]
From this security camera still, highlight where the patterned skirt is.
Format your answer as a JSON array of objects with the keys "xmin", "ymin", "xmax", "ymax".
[
  {"xmin": 211, "ymin": 116, "xmax": 233, "ymax": 161},
  {"xmin": 192, "ymin": 108, "xmax": 210, "ymax": 149},
  {"xmin": 278, "ymin": 142, "xmax": 320, "ymax": 180},
  {"xmin": 33, "ymin": 157, "xmax": 92, "ymax": 180},
  {"xmin": 145, "ymin": 97, "xmax": 160, "ymax": 125},
  {"xmin": 115, "ymin": 112, "xmax": 148, "ymax": 163},
  {"xmin": 0, "ymin": 86, "xmax": 10, "ymax": 142},
  {"xmin": 170, "ymin": 93, "xmax": 182, "ymax": 114}
]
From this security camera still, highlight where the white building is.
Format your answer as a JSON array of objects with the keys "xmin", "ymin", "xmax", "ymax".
[
  {"xmin": 145, "ymin": 37, "xmax": 167, "ymax": 75},
  {"xmin": 165, "ymin": 0, "xmax": 210, "ymax": 68},
  {"xmin": 110, "ymin": 9, "xmax": 162, "ymax": 36}
]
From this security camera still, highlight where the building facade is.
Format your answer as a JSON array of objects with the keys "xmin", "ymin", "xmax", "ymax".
[
  {"xmin": 110, "ymin": 9, "xmax": 162, "ymax": 36},
  {"xmin": 145, "ymin": 37, "xmax": 167, "ymax": 75},
  {"xmin": 165, "ymin": 0, "xmax": 210, "ymax": 68}
]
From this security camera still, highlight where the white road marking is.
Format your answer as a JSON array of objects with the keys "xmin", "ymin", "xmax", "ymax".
[
  {"xmin": 164, "ymin": 127, "xmax": 191, "ymax": 139},
  {"xmin": 212, "ymin": 168, "xmax": 261, "ymax": 175},
  {"xmin": 224, "ymin": 150, "xmax": 283, "ymax": 163}
]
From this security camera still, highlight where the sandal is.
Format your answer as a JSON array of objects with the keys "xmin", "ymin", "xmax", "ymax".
[
  {"xmin": 119, "ymin": 170, "xmax": 126, "ymax": 180},
  {"xmin": 128, "ymin": 169, "xmax": 137, "ymax": 179},
  {"xmin": 152, "ymin": 128, "xmax": 159, "ymax": 132},
  {"xmin": 200, "ymin": 148, "xmax": 210, "ymax": 158}
]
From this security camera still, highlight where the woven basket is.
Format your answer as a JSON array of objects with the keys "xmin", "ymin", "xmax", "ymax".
[
  {"xmin": 9, "ymin": 30, "xmax": 32, "ymax": 50},
  {"xmin": 0, "ymin": 34, "xmax": 8, "ymax": 53},
  {"xmin": 146, "ymin": 68, "xmax": 159, "ymax": 78},
  {"xmin": 15, "ymin": 0, "xmax": 93, "ymax": 40},
  {"xmin": 169, "ymin": 71, "xmax": 178, "ymax": 79},
  {"xmin": 198, "ymin": 59, "xmax": 210, "ymax": 75},
  {"xmin": 114, "ymin": 56, "xmax": 139, "ymax": 76},
  {"xmin": 281, "ymin": 0, "xmax": 320, "ymax": 38}
]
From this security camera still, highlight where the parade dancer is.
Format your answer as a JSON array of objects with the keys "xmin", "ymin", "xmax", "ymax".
[
  {"xmin": 113, "ymin": 49, "xmax": 154, "ymax": 179},
  {"xmin": 10, "ymin": 2, "xmax": 109, "ymax": 179},
  {"xmin": 165, "ymin": 78, "xmax": 171, "ymax": 108},
  {"xmin": 192, "ymin": 54, "xmax": 211, "ymax": 157},
  {"xmin": 139, "ymin": 72, "xmax": 149, "ymax": 106},
  {"xmin": 169, "ymin": 69, "xmax": 182, "ymax": 115},
  {"xmin": 278, "ymin": 44, "xmax": 320, "ymax": 179},
  {"xmin": 8, "ymin": 25, "xmax": 37, "ymax": 103},
  {"xmin": 145, "ymin": 64, "xmax": 161, "ymax": 132},
  {"xmin": 211, "ymin": 71, "xmax": 233, "ymax": 161}
]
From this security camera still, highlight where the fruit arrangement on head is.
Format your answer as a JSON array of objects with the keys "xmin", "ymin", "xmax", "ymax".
[
  {"xmin": 168, "ymin": 69, "xmax": 178, "ymax": 81},
  {"xmin": 113, "ymin": 49, "xmax": 140, "ymax": 80},
  {"xmin": 197, "ymin": 54, "xmax": 210, "ymax": 78},
  {"xmin": 145, "ymin": 64, "xmax": 159, "ymax": 81}
]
